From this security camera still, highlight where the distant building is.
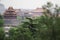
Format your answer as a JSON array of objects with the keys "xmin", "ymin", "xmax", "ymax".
[
  {"xmin": 3, "ymin": 7, "xmax": 44, "ymax": 26},
  {"xmin": 28, "ymin": 8, "xmax": 44, "ymax": 18},
  {"xmin": 4, "ymin": 7, "xmax": 17, "ymax": 19},
  {"xmin": 16, "ymin": 9, "xmax": 31, "ymax": 22},
  {"xmin": 3, "ymin": 7, "xmax": 19, "ymax": 26}
]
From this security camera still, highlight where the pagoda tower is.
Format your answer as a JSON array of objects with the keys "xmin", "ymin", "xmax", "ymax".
[
  {"xmin": 4, "ymin": 7, "xmax": 19, "ymax": 26},
  {"xmin": 4, "ymin": 7, "xmax": 17, "ymax": 19}
]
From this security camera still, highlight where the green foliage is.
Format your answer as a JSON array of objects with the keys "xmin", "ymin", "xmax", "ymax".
[
  {"xmin": 9, "ymin": 27, "xmax": 34, "ymax": 40},
  {"xmin": 0, "ymin": 19, "xmax": 4, "ymax": 27},
  {"xmin": 0, "ymin": 27, "xmax": 5, "ymax": 40},
  {"xmin": 0, "ymin": 14, "xmax": 3, "ymax": 19},
  {"xmin": 0, "ymin": 14, "xmax": 4, "ymax": 27}
]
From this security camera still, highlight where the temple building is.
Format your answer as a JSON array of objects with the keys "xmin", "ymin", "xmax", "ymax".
[
  {"xmin": 3, "ymin": 7, "xmax": 19, "ymax": 26},
  {"xmin": 4, "ymin": 7, "xmax": 17, "ymax": 19}
]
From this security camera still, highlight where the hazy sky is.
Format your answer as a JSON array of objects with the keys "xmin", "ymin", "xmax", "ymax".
[{"xmin": 0, "ymin": 0, "xmax": 60, "ymax": 9}]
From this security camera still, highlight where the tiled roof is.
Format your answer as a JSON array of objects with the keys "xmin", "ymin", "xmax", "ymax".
[{"xmin": 31, "ymin": 8, "xmax": 44, "ymax": 12}]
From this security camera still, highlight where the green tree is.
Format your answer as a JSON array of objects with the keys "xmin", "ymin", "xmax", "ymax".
[
  {"xmin": 0, "ymin": 19, "xmax": 4, "ymax": 27},
  {"xmin": 0, "ymin": 27, "xmax": 5, "ymax": 40},
  {"xmin": 21, "ymin": 18, "xmax": 39, "ymax": 40},
  {"xmin": 39, "ymin": 2, "xmax": 60, "ymax": 40},
  {"xmin": 9, "ymin": 27, "xmax": 34, "ymax": 40},
  {"xmin": 0, "ymin": 14, "xmax": 4, "ymax": 27}
]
